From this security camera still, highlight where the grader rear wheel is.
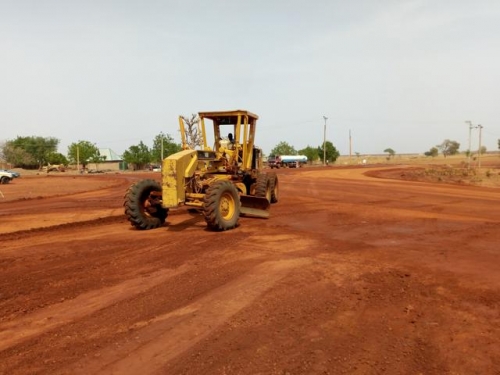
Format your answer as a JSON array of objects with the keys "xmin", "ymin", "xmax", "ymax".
[
  {"xmin": 255, "ymin": 173, "xmax": 271, "ymax": 202},
  {"xmin": 203, "ymin": 180, "xmax": 240, "ymax": 231},
  {"xmin": 268, "ymin": 172, "xmax": 279, "ymax": 203},
  {"xmin": 124, "ymin": 179, "xmax": 168, "ymax": 230}
]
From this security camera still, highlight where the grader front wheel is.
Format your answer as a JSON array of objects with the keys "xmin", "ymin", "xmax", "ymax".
[
  {"xmin": 124, "ymin": 179, "xmax": 168, "ymax": 230},
  {"xmin": 203, "ymin": 180, "xmax": 240, "ymax": 231}
]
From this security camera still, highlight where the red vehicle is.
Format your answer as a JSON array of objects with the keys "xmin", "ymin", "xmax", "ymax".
[{"xmin": 267, "ymin": 156, "xmax": 281, "ymax": 169}]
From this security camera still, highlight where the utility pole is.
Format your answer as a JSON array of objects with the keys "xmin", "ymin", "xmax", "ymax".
[
  {"xmin": 477, "ymin": 124, "xmax": 483, "ymax": 169},
  {"xmin": 349, "ymin": 129, "xmax": 352, "ymax": 164},
  {"xmin": 323, "ymin": 116, "xmax": 328, "ymax": 165},
  {"xmin": 465, "ymin": 121, "xmax": 474, "ymax": 170},
  {"xmin": 161, "ymin": 135, "xmax": 164, "ymax": 162}
]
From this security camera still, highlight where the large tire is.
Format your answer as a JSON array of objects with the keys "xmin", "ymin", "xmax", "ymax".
[
  {"xmin": 255, "ymin": 173, "xmax": 271, "ymax": 202},
  {"xmin": 268, "ymin": 172, "xmax": 279, "ymax": 203},
  {"xmin": 203, "ymin": 180, "xmax": 240, "ymax": 231},
  {"xmin": 124, "ymin": 179, "xmax": 168, "ymax": 230}
]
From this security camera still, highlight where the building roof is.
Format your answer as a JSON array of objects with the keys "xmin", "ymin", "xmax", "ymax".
[{"xmin": 99, "ymin": 148, "xmax": 122, "ymax": 161}]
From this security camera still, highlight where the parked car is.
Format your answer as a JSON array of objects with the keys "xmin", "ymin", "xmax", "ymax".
[
  {"xmin": 0, "ymin": 169, "xmax": 20, "ymax": 178},
  {"xmin": 0, "ymin": 170, "xmax": 14, "ymax": 184},
  {"xmin": 149, "ymin": 165, "xmax": 161, "ymax": 172}
]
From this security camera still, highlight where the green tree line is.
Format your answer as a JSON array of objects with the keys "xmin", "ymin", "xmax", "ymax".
[
  {"xmin": 269, "ymin": 140, "xmax": 340, "ymax": 164},
  {"xmin": 5, "ymin": 134, "xmax": 494, "ymax": 170},
  {"xmin": 423, "ymin": 139, "xmax": 498, "ymax": 158},
  {"xmin": 0, "ymin": 133, "xmax": 181, "ymax": 170}
]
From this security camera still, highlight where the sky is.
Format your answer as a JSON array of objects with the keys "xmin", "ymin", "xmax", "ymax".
[{"xmin": 1, "ymin": 0, "xmax": 500, "ymax": 157}]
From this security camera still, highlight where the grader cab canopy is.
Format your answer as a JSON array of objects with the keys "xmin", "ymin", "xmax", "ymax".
[{"xmin": 179, "ymin": 110, "xmax": 262, "ymax": 171}]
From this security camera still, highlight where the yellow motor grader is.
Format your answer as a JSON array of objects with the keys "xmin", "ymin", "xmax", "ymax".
[{"xmin": 124, "ymin": 110, "xmax": 278, "ymax": 231}]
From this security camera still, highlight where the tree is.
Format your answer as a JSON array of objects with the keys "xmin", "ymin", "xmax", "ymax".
[
  {"xmin": 298, "ymin": 146, "xmax": 319, "ymax": 163},
  {"xmin": 1, "ymin": 143, "xmax": 36, "ymax": 167},
  {"xmin": 437, "ymin": 139, "xmax": 460, "ymax": 158},
  {"xmin": 384, "ymin": 148, "xmax": 396, "ymax": 159},
  {"xmin": 3, "ymin": 136, "xmax": 59, "ymax": 168},
  {"xmin": 479, "ymin": 145, "xmax": 487, "ymax": 155},
  {"xmin": 47, "ymin": 152, "xmax": 69, "ymax": 166},
  {"xmin": 180, "ymin": 114, "xmax": 203, "ymax": 149},
  {"xmin": 424, "ymin": 147, "xmax": 439, "ymax": 157},
  {"xmin": 122, "ymin": 141, "xmax": 152, "ymax": 170},
  {"xmin": 151, "ymin": 132, "xmax": 182, "ymax": 163},
  {"xmin": 498, "ymin": 139, "xmax": 500, "ymax": 150},
  {"xmin": 270, "ymin": 141, "xmax": 296, "ymax": 157},
  {"xmin": 67, "ymin": 141, "xmax": 101, "ymax": 169},
  {"xmin": 317, "ymin": 141, "xmax": 340, "ymax": 163}
]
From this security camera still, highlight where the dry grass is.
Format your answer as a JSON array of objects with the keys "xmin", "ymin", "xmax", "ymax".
[
  {"xmin": 336, "ymin": 153, "xmax": 500, "ymax": 188},
  {"xmin": 401, "ymin": 165, "xmax": 500, "ymax": 188},
  {"xmin": 335, "ymin": 152, "xmax": 500, "ymax": 167}
]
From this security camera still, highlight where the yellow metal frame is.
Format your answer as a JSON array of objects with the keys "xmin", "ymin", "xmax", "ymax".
[{"xmin": 161, "ymin": 149, "xmax": 197, "ymax": 207}]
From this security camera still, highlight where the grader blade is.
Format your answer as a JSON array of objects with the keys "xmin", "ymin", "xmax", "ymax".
[{"xmin": 239, "ymin": 195, "xmax": 270, "ymax": 218}]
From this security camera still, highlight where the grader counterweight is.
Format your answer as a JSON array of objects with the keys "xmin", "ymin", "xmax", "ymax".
[{"xmin": 124, "ymin": 110, "xmax": 278, "ymax": 231}]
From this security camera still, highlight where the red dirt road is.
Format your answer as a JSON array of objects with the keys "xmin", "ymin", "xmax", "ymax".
[{"xmin": 1, "ymin": 167, "xmax": 499, "ymax": 374}]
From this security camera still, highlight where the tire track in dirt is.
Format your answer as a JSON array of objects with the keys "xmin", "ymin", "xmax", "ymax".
[
  {"xmin": 0, "ymin": 265, "xmax": 190, "ymax": 352},
  {"xmin": 282, "ymin": 173, "xmax": 500, "ymax": 223},
  {"xmin": 0, "ymin": 174, "xmax": 146, "ymax": 234},
  {"xmin": 67, "ymin": 258, "xmax": 311, "ymax": 375},
  {"xmin": 0, "ymin": 175, "xmax": 130, "ymax": 205}
]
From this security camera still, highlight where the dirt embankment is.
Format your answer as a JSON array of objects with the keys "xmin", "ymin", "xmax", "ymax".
[{"xmin": 365, "ymin": 164, "xmax": 500, "ymax": 188}]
